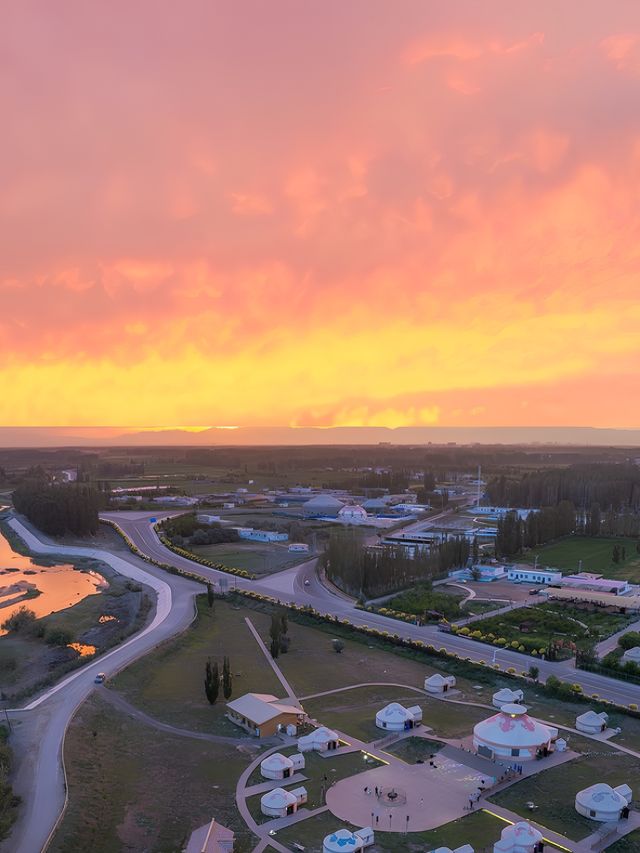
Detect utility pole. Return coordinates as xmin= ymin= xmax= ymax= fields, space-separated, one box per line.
xmin=476 ymin=465 xmax=482 ymax=507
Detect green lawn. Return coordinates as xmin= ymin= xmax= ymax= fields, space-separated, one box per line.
xmin=489 ymin=747 xmax=640 ymax=842
xmin=111 ymin=598 xmax=283 ymax=734
xmin=190 ymin=542 xmax=306 ymax=574
xmin=608 ymin=830 xmax=640 ymax=851
xmin=467 ymin=601 xmax=635 ymax=656
xmin=384 ymin=736 xmax=445 ymax=764
xmin=51 ymin=694 xmax=257 ymax=853
xmin=462 ymin=599 xmax=505 ymax=616
xmin=303 ymin=686 xmax=489 ymax=743
xmin=522 ymin=536 xmax=640 ymax=581
xmin=275 ymin=808 xmax=516 ymax=852
xmin=387 ymin=585 xmax=464 ymax=620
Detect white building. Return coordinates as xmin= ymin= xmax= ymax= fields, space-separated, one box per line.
xmin=492 ymin=688 xmax=524 ymax=709
xmin=575 ymin=783 xmax=632 ymax=821
xmin=234 ymin=527 xmax=288 ymax=543
xmin=298 ymin=726 xmax=340 ymax=753
xmin=260 ymin=786 xmax=307 ymax=818
xmin=622 ymin=647 xmax=640 ymax=664
xmin=375 ymin=702 xmax=422 ymax=732
xmin=429 ymin=847 xmax=474 ymax=853
xmin=302 ymin=495 xmax=345 ymax=518
xmin=507 ymin=567 xmax=562 ymax=585
xmin=424 ymin=674 xmax=456 ymax=694
xmin=185 ymin=818 xmax=235 ymax=853
xmin=154 ymin=495 xmax=199 ymax=506
xmin=493 ymin=821 xmax=543 ymax=853
xmin=288 ymin=543 xmax=309 ymax=553
xmin=473 ymin=704 xmax=556 ymax=762
xmin=197 ymin=514 xmax=221 ymax=524
xmin=337 ymin=505 xmax=368 ymax=523
xmin=260 ymin=752 xmax=305 ymax=780
xmin=575 ymin=710 xmax=608 ymax=734
xmin=323 ymin=828 xmax=374 ymax=853
xmin=474 ymin=507 xmax=534 ymax=521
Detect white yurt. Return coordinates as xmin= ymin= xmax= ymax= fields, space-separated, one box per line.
xmin=260 ymin=752 xmax=305 ymax=780
xmin=493 ymin=821 xmax=543 ymax=853
xmin=323 ymin=827 xmax=374 ymax=852
xmin=298 ymin=726 xmax=340 ymax=753
xmin=425 ymin=673 xmax=456 ymax=694
xmin=430 ymin=846 xmax=474 ymax=853
xmin=575 ymin=710 xmax=608 ymax=734
xmin=575 ymin=783 xmax=632 ymax=821
xmin=375 ymin=702 xmax=422 ymax=732
xmin=492 ymin=688 xmax=524 ymax=708
xmin=260 ymin=787 xmax=299 ymax=818
xmin=338 ymin=505 xmax=368 ymax=523
xmin=473 ymin=704 xmax=555 ymax=762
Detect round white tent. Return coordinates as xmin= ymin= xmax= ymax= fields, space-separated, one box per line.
xmin=492 ymin=688 xmax=524 ymax=708
xmin=493 ymin=821 xmax=543 ymax=853
xmin=575 ymin=710 xmax=608 ymax=734
xmin=260 ymin=787 xmax=298 ymax=818
xmin=425 ymin=673 xmax=456 ymax=694
xmin=575 ymin=783 xmax=631 ymax=821
xmin=473 ymin=704 xmax=554 ymax=762
xmin=375 ymin=702 xmax=420 ymax=732
xmin=260 ymin=752 xmax=294 ymax=780
xmin=338 ymin=505 xmax=368 ymax=522
xmin=323 ymin=829 xmax=363 ymax=852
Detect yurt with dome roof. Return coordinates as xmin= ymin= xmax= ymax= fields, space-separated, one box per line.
xmin=473 ymin=704 xmax=556 ymax=762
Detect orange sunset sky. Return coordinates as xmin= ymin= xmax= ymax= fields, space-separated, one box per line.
xmin=2 ymin=1 xmax=640 ymax=432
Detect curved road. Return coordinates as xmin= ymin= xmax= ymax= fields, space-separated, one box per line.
xmin=2 ymin=517 xmax=204 ymax=853
xmin=7 ymin=507 xmax=640 ymax=852
xmin=104 ymin=511 xmax=640 ymax=708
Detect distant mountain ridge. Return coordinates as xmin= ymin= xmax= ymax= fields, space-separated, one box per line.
xmin=0 ymin=425 xmax=639 ymax=447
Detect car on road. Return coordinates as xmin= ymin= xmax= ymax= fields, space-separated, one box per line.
xmin=94 ymin=672 xmax=106 ymax=684
xmin=304 ymin=579 xmax=310 ymax=586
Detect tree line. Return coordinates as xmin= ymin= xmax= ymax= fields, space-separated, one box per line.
xmin=323 ymin=530 xmax=470 ymax=598
xmin=12 ymin=476 xmax=101 ymax=536
xmin=487 ymin=463 xmax=640 ymax=511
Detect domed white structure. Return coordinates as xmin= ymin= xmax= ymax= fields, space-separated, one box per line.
xmin=575 ymin=710 xmax=608 ymax=734
xmin=323 ymin=827 xmax=374 ymax=852
xmin=430 ymin=847 xmax=474 ymax=853
xmin=493 ymin=821 xmax=542 ymax=853
xmin=622 ymin=646 xmax=640 ymax=664
xmin=302 ymin=495 xmax=345 ymax=518
xmin=575 ymin=783 xmax=631 ymax=821
xmin=492 ymin=688 xmax=524 ymax=708
xmin=473 ymin=704 xmax=556 ymax=762
xmin=375 ymin=702 xmax=422 ymax=732
xmin=260 ymin=751 xmax=305 ymax=780
xmin=260 ymin=786 xmax=307 ymax=817
xmin=338 ymin=505 xmax=368 ymax=523
xmin=425 ymin=673 xmax=456 ymax=694
xmin=298 ymin=726 xmax=340 ymax=753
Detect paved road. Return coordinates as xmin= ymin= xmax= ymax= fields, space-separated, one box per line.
xmin=104 ymin=511 xmax=640 ymax=708
xmin=2 ymin=517 xmax=204 ymax=853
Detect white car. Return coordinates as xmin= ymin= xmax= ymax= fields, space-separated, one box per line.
xmin=304 ymin=579 xmax=310 ymax=586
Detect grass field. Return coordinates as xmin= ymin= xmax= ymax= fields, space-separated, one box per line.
xmin=275 ymin=808 xmax=520 ymax=852
xmin=489 ymin=745 xmax=640 ymax=842
xmin=112 ymin=598 xmax=283 ymax=733
xmin=522 ymin=536 xmax=640 ymax=580
xmin=467 ymin=600 xmax=635 ymax=655
xmin=303 ymin=686 xmax=489 ymax=742
xmin=51 ymin=694 xmax=257 ymax=853
xmin=190 ymin=542 xmax=306 ymax=574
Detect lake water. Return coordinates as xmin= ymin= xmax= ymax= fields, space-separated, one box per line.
xmin=0 ymin=530 xmax=107 ymax=634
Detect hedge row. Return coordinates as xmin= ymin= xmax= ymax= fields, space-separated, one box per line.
xmin=156 ymin=533 xmax=255 ymax=580
xmin=229 ymin=589 xmax=640 ymax=718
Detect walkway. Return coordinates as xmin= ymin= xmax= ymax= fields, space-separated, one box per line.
xmin=595 ymin=618 xmax=640 ymax=658
xmin=245 ymin=617 xmax=301 ymax=706
xmin=98 ymin=686 xmax=262 ymax=745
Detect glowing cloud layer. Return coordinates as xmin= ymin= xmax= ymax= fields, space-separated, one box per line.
xmin=1 ymin=1 xmax=639 ymax=428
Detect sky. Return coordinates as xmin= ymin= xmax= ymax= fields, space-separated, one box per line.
xmin=2 ymin=1 xmax=640 ymax=435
